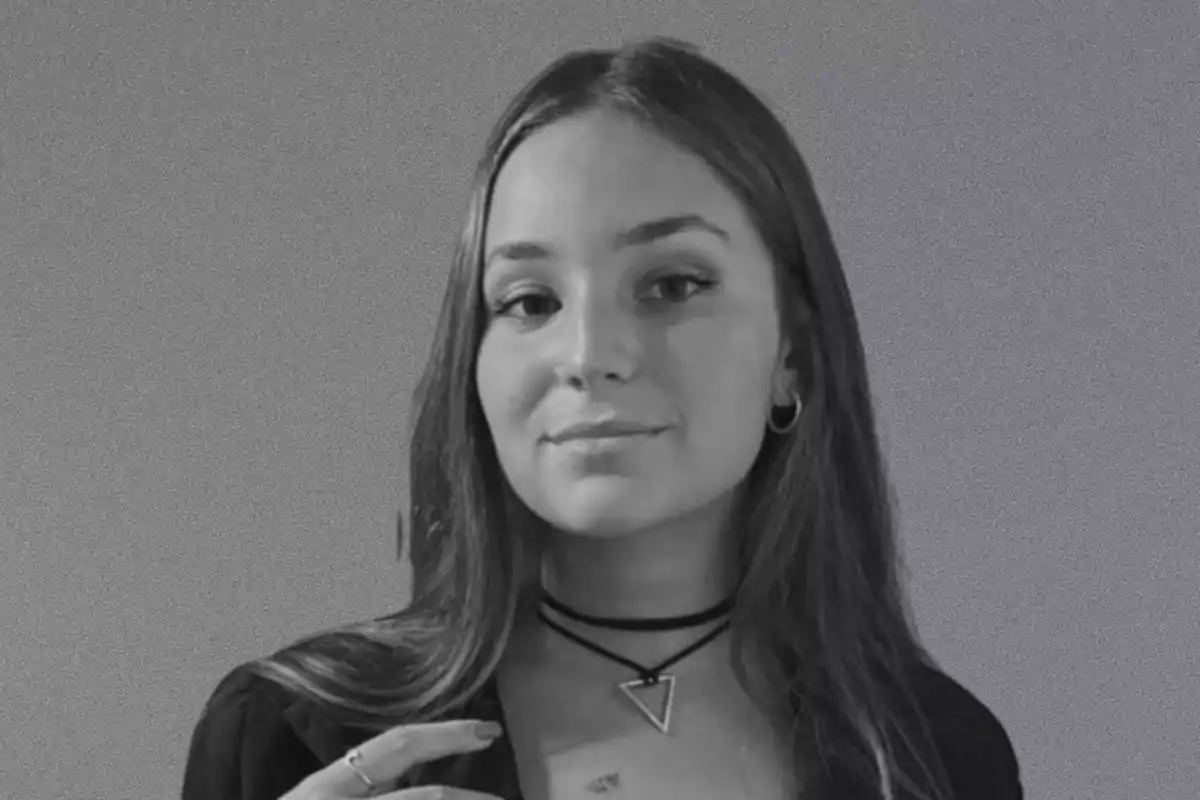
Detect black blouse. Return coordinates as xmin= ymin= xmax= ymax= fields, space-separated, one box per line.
xmin=181 ymin=661 xmax=1023 ymax=799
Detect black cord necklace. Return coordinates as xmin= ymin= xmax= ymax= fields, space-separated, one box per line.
xmin=537 ymin=590 xmax=736 ymax=734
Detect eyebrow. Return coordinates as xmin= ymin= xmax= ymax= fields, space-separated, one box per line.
xmin=484 ymin=214 xmax=730 ymax=269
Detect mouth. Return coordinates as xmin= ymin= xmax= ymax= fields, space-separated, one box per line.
xmin=548 ymin=423 xmax=668 ymax=444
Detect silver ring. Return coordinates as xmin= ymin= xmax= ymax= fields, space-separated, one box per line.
xmin=342 ymin=746 xmax=377 ymax=791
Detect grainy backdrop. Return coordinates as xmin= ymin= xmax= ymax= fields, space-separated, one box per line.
xmin=2 ymin=1 xmax=1197 ymax=798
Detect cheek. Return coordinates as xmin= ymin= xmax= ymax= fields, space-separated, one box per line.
xmin=659 ymin=325 xmax=774 ymax=486
xmin=669 ymin=322 xmax=774 ymax=424
xmin=475 ymin=336 xmax=541 ymax=462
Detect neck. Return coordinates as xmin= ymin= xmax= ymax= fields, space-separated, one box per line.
xmin=541 ymin=543 xmax=734 ymax=619
xmin=509 ymin=517 xmax=739 ymax=676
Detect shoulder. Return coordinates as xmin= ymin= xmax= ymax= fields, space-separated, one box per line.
xmin=181 ymin=663 xmax=325 ymax=800
xmin=906 ymin=663 xmax=1024 ymax=799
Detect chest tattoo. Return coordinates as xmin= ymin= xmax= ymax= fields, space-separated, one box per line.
xmin=584 ymin=772 xmax=622 ymax=794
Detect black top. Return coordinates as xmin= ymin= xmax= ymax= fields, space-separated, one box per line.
xmin=181 ymin=661 xmax=1023 ymax=799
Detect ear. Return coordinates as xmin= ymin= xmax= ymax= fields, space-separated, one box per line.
xmin=770 ymin=337 xmax=800 ymax=407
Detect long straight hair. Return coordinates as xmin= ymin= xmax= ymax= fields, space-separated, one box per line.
xmin=239 ymin=36 xmax=953 ymax=800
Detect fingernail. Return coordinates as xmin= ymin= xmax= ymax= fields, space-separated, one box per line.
xmin=473 ymin=721 xmax=503 ymax=741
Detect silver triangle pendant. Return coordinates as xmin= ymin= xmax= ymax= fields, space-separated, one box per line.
xmin=617 ymin=674 xmax=676 ymax=734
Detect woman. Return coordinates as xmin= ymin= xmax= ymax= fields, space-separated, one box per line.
xmin=182 ymin=36 xmax=1023 ymax=800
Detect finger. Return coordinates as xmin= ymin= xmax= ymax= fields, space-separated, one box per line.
xmin=294 ymin=719 xmax=503 ymax=798
xmin=388 ymin=788 xmax=505 ymax=799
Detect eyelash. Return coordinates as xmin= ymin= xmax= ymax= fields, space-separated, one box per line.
xmin=489 ymin=273 xmax=717 ymax=320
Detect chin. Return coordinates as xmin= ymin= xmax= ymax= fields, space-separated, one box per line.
xmin=547 ymin=507 xmax=656 ymax=538
xmin=550 ymin=516 xmax=651 ymax=538
xmin=537 ymin=480 xmax=664 ymax=537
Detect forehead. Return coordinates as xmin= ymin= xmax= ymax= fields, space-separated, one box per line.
xmin=484 ymin=110 xmax=751 ymax=251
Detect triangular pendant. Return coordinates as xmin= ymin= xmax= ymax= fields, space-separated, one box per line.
xmin=617 ymin=674 xmax=676 ymax=734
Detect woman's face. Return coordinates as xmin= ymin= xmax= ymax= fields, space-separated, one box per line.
xmin=476 ymin=109 xmax=794 ymax=539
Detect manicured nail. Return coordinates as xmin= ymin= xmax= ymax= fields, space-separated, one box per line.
xmin=473 ymin=721 xmax=503 ymax=741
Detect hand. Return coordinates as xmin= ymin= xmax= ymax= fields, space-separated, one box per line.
xmin=280 ymin=718 xmax=505 ymax=799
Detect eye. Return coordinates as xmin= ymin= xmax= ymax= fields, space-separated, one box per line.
xmin=644 ymin=273 xmax=716 ymax=304
xmin=488 ymin=272 xmax=716 ymax=321
xmin=490 ymin=290 xmax=559 ymax=320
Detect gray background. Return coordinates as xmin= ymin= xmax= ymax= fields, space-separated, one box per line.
xmin=2 ymin=1 xmax=1197 ymax=798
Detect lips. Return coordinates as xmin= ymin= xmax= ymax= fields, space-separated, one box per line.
xmin=548 ymin=420 xmax=666 ymax=444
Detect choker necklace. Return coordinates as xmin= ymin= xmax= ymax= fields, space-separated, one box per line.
xmin=537 ymin=590 xmax=735 ymax=734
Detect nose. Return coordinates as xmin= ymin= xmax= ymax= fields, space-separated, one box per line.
xmin=553 ymin=289 xmax=640 ymax=388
